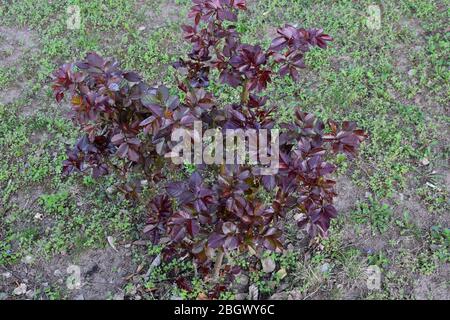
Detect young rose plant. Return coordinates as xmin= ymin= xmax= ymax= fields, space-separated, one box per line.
xmin=52 ymin=0 xmax=366 ymax=283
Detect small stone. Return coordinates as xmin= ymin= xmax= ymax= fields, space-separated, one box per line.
xmin=53 ymin=269 xmax=62 ymax=277
xmin=138 ymin=26 xmax=146 ymax=31
xmin=0 ymin=292 xmax=7 ymax=300
xmin=235 ymin=274 xmax=249 ymax=286
xmin=13 ymin=283 xmax=27 ymax=296
xmin=22 ymin=255 xmax=34 ymax=264
xmin=421 ymin=158 xmax=430 ymax=166
xmin=1 ymin=272 xmax=11 ymax=279
xmin=34 ymin=213 xmax=43 ymax=220
xmin=320 ymin=263 xmax=330 ymax=273
xmin=232 ymin=273 xmax=249 ymax=292
xmin=74 ymin=294 xmax=85 ymax=300
xmin=261 ymin=256 xmax=276 ymax=273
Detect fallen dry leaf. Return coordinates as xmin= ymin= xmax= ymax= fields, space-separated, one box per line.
xmin=275 ymin=267 xmax=287 ymax=280
xmin=107 ymin=236 xmax=118 ymax=252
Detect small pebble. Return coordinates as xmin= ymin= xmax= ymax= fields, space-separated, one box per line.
xmin=13 ymin=283 xmax=27 ymax=296
xmin=320 ymin=263 xmax=330 ymax=273
xmin=22 ymin=255 xmax=34 ymax=264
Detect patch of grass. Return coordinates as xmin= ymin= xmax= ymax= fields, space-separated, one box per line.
xmin=0 ymin=67 xmax=14 ymax=87
xmin=394 ymin=211 xmax=421 ymax=237
xmin=429 ymin=225 xmax=450 ymax=263
xmin=39 ymin=191 xmax=70 ymax=215
xmin=367 ymin=251 xmax=390 ymax=270
xmin=351 ymin=199 xmax=393 ymax=234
